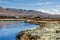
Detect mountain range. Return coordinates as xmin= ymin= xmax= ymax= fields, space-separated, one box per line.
xmin=0 ymin=7 xmax=60 ymax=18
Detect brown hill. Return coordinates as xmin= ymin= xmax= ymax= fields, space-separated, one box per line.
xmin=0 ymin=7 xmax=60 ymax=18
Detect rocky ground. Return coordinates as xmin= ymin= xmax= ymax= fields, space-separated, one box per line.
xmin=16 ymin=21 xmax=60 ymax=40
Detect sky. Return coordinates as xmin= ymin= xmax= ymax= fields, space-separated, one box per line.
xmin=0 ymin=0 xmax=60 ymax=14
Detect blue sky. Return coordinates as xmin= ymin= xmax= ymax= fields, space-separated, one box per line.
xmin=0 ymin=0 xmax=60 ymax=14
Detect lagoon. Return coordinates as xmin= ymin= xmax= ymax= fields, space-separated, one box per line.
xmin=0 ymin=21 xmax=38 ymax=40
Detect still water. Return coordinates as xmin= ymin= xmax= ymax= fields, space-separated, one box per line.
xmin=0 ymin=21 xmax=38 ymax=40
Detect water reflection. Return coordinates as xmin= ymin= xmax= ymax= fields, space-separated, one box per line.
xmin=0 ymin=21 xmax=38 ymax=40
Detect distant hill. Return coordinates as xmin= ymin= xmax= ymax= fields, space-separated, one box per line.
xmin=0 ymin=7 xmax=49 ymax=15
xmin=0 ymin=7 xmax=60 ymax=18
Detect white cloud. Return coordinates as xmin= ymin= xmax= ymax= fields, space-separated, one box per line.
xmin=35 ymin=9 xmax=50 ymax=13
xmin=35 ymin=2 xmax=54 ymax=6
xmin=35 ymin=9 xmax=60 ymax=14
xmin=50 ymin=9 xmax=60 ymax=14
